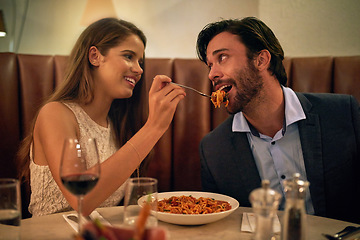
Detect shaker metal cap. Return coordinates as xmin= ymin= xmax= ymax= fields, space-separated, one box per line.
xmin=283 ymin=173 xmax=310 ymax=199
xmin=249 ymin=180 xmax=282 ymax=207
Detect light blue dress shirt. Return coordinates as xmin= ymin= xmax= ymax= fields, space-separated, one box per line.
xmin=232 ymin=86 xmax=315 ymax=214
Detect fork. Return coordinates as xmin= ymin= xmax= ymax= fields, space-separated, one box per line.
xmin=322 ymin=226 xmax=360 ymax=240
xmin=171 ymin=82 xmax=211 ymax=98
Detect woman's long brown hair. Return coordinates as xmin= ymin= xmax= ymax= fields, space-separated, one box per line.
xmin=17 ymin=18 xmax=151 ymax=182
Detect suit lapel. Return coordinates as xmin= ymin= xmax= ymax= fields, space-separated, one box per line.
xmin=296 ymin=93 xmax=326 ymax=216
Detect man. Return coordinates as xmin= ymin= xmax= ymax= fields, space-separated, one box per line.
xmin=196 ymin=17 xmax=360 ymax=223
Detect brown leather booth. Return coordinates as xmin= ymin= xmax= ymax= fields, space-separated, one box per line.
xmin=1 ymin=52 xmax=359 ymax=218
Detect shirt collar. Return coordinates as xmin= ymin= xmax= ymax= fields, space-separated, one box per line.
xmin=232 ymin=86 xmax=306 ymax=134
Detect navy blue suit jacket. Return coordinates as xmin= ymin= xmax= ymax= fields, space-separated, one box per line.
xmin=199 ymin=92 xmax=360 ymax=223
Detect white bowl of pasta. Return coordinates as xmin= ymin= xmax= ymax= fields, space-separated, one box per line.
xmin=139 ymin=191 xmax=239 ymax=225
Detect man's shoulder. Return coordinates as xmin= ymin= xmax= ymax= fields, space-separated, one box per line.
xmin=296 ymin=92 xmax=355 ymax=103
xmin=295 ymin=92 xmax=358 ymax=111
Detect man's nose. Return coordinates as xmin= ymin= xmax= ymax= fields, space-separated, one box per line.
xmin=208 ymin=65 xmax=222 ymax=81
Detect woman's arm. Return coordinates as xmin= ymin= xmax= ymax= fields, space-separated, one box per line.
xmin=33 ymin=75 xmax=185 ymax=216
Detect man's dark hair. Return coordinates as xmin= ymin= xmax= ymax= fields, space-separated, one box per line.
xmin=196 ymin=17 xmax=287 ymax=85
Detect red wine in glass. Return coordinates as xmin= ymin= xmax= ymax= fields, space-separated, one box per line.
xmin=61 ymin=174 xmax=99 ymax=196
xmin=60 ymin=138 xmax=100 ymax=233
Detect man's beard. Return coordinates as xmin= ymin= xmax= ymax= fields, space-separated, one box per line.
xmin=226 ymin=62 xmax=263 ymax=114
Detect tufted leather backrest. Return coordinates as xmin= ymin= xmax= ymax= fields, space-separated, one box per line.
xmin=17 ymin=54 xmax=55 ymax=137
xmin=172 ymin=59 xmax=210 ymax=190
xmin=0 ymin=53 xmax=359 ymax=219
xmin=290 ymin=57 xmax=333 ymax=93
xmin=143 ymin=58 xmax=174 ymax=192
xmin=0 ymin=53 xmax=20 ymax=179
xmin=333 ymin=56 xmax=360 ymax=101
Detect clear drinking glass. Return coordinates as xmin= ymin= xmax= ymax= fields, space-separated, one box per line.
xmin=123 ymin=177 xmax=158 ymax=228
xmin=60 ymin=138 xmax=100 ymax=233
xmin=0 ymin=178 xmax=21 ymax=240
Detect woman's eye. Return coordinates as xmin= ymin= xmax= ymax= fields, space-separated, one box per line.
xmin=124 ymin=54 xmax=132 ymax=60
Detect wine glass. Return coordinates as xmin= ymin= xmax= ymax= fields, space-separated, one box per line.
xmin=60 ymin=138 xmax=100 ymax=233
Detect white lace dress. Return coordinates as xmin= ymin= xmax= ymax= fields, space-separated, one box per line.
xmin=29 ymin=102 xmax=126 ymax=216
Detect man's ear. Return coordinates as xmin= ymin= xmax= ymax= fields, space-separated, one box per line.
xmin=88 ymin=46 xmax=101 ymax=67
xmin=256 ymin=49 xmax=271 ymax=71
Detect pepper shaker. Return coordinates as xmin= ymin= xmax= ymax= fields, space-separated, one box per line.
xmin=281 ymin=173 xmax=309 ymax=240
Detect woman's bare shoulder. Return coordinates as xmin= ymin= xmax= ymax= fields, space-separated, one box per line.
xmin=41 ymin=101 xmax=68 ymax=111
xmin=36 ymin=101 xmax=77 ymax=130
xmin=38 ymin=101 xmax=73 ymax=117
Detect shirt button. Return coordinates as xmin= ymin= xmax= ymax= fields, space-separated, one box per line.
xmin=271 ymin=141 xmax=275 ymax=145
xmin=281 ymin=175 xmax=286 ymax=179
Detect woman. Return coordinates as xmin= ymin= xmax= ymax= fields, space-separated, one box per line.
xmin=17 ymin=18 xmax=186 ymax=217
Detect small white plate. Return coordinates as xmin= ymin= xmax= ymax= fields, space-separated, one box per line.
xmin=139 ymin=191 xmax=239 ymax=225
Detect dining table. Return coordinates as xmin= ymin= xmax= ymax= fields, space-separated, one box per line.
xmin=13 ymin=206 xmax=360 ymax=240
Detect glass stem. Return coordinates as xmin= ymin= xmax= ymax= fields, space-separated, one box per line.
xmin=78 ymin=195 xmax=84 ymax=234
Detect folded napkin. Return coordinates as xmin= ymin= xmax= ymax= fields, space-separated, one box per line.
xmin=241 ymin=212 xmax=281 ymax=233
xmin=63 ymin=210 xmax=111 ymax=233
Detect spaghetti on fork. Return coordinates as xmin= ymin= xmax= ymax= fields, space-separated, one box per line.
xmin=211 ymin=90 xmax=229 ymax=108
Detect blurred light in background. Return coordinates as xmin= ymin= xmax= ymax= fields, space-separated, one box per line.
xmin=80 ymin=0 xmax=117 ymax=26
xmin=0 ymin=10 xmax=6 ymax=37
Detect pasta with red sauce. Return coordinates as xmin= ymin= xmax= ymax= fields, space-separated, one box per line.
xmin=157 ymin=195 xmax=231 ymax=214
xmin=211 ymin=90 xmax=229 ymax=108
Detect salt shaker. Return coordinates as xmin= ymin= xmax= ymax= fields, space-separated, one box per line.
xmin=281 ymin=173 xmax=309 ymax=240
xmin=249 ymin=180 xmax=282 ymax=240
